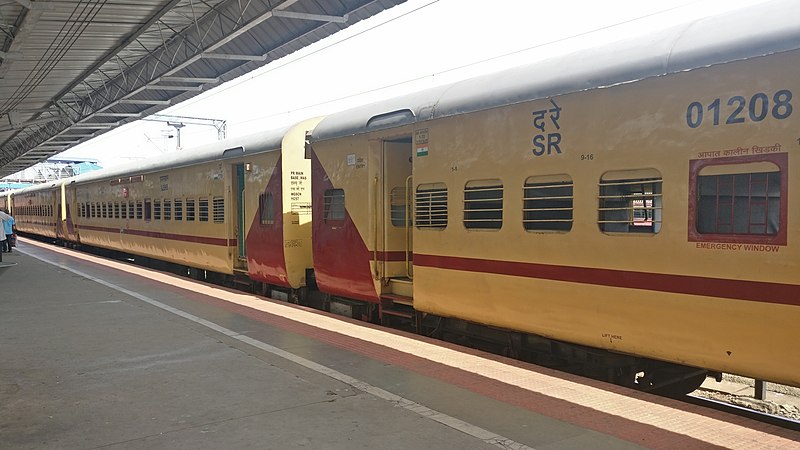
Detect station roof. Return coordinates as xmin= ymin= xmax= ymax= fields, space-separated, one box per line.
xmin=0 ymin=0 xmax=406 ymax=178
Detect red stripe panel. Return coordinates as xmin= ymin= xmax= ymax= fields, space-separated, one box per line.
xmin=414 ymin=253 xmax=800 ymax=307
xmin=79 ymin=224 xmax=233 ymax=247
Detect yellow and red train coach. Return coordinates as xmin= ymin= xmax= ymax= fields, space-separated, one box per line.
xmin=307 ymin=0 xmax=799 ymax=390
xmin=10 ymin=118 xmax=320 ymax=291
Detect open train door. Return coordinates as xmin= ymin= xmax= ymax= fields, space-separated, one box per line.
xmin=379 ymin=138 xmax=414 ymax=309
xmin=233 ymin=162 xmax=247 ymax=271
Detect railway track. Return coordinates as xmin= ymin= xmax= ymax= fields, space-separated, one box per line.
xmin=685 ymin=392 xmax=800 ymax=432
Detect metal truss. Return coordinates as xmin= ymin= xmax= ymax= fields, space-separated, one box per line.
xmin=0 ymin=0 xmax=403 ymax=176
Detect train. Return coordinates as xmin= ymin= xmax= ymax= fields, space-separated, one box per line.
xmin=3 ymin=0 xmax=798 ymax=395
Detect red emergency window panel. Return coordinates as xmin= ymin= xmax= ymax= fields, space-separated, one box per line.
xmin=688 ymin=153 xmax=787 ymax=245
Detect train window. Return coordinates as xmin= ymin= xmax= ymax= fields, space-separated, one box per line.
xmin=144 ymin=199 xmax=152 ymax=221
xmin=524 ymin=175 xmax=573 ymax=232
xmin=323 ymin=189 xmax=345 ymax=224
xmin=689 ymin=155 xmax=786 ymax=245
xmin=199 ymin=198 xmax=209 ymax=222
xmin=464 ymin=180 xmax=503 ymax=230
xmin=114 ymin=202 xmax=120 ymax=219
xmin=136 ymin=201 xmax=143 ymax=220
xmin=390 ymin=187 xmax=411 ymax=227
xmin=164 ymin=200 xmax=172 ymax=221
xmin=103 ymin=203 xmax=109 ymax=219
xmin=174 ymin=199 xmax=183 ymax=221
xmin=128 ymin=202 xmax=134 ymax=219
xmin=186 ymin=199 xmax=196 ymax=221
xmin=154 ymin=200 xmax=162 ymax=220
xmin=260 ymin=192 xmax=275 ymax=226
xmin=212 ymin=197 xmax=224 ymax=223
xmin=598 ymin=169 xmax=662 ymax=234
xmin=121 ymin=202 xmax=127 ymax=219
xmin=415 ymin=183 xmax=448 ymax=229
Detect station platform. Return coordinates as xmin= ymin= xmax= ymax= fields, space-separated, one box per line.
xmin=1 ymin=238 xmax=798 ymax=449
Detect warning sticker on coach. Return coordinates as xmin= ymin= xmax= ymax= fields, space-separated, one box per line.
xmin=415 ymin=128 xmax=429 ymax=157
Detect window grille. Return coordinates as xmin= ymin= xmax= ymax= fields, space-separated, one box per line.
xmin=212 ymin=197 xmax=224 ymax=223
xmin=136 ymin=201 xmax=143 ymax=220
xmin=260 ymin=192 xmax=274 ymax=226
xmin=598 ymin=171 xmax=662 ymax=233
xmin=697 ymin=169 xmax=780 ymax=235
xmin=121 ymin=202 xmax=127 ymax=219
xmin=164 ymin=200 xmax=172 ymax=221
xmin=199 ymin=198 xmax=209 ymax=222
xmin=323 ymin=189 xmax=345 ymax=223
xmin=524 ymin=176 xmax=573 ymax=232
xmin=174 ymin=199 xmax=183 ymax=221
xmin=415 ymin=183 xmax=447 ymax=229
xmin=464 ymin=180 xmax=503 ymax=230
xmin=186 ymin=199 xmax=196 ymax=221
xmin=114 ymin=202 xmax=120 ymax=219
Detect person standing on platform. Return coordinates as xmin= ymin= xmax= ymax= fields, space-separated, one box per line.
xmin=0 ymin=217 xmax=5 ymax=262
xmin=0 ymin=210 xmax=13 ymax=253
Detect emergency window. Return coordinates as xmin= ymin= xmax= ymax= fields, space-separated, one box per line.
xmin=524 ymin=175 xmax=573 ymax=232
xmin=694 ymin=160 xmax=782 ymax=239
xmin=415 ymin=183 xmax=447 ymax=229
xmin=323 ymin=189 xmax=345 ymax=224
xmin=464 ymin=180 xmax=503 ymax=230
xmin=598 ymin=169 xmax=662 ymax=234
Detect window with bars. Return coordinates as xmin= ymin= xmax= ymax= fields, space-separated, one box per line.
xmin=114 ymin=202 xmax=120 ymax=219
xmin=598 ymin=170 xmax=662 ymax=234
xmin=136 ymin=201 xmax=143 ymax=220
xmin=174 ymin=199 xmax=183 ymax=221
xmin=164 ymin=200 xmax=172 ymax=221
xmin=186 ymin=199 xmax=196 ymax=221
xmin=464 ymin=180 xmax=503 ymax=230
xmin=415 ymin=183 xmax=447 ymax=229
xmin=121 ymin=202 xmax=127 ymax=219
xmin=128 ymin=202 xmax=134 ymax=219
xmin=199 ymin=198 xmax=209 ymax=222
xmin=696 ymin=164 xmax=780 ymax=236
xmin=323 ymin=189 xmax=345 ymax=224
xmin=390 ymin=186 xmax=411 ymax=227
xmin=523 ymin=175 xmax=573 ymax=232
xmin=212 ymin=197 xmax=224 ymax=223
xmin=154 ymin=200 xmax=162 ymax=220
xmin=260 ymin=192 xmax=275 ymax=226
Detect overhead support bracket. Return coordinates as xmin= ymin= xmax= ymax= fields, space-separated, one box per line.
xmin=157 ymin=76 xmax=219 ymax=84
xmin=118 ymin=99 xmax=171 ymax=105
xmin=201 ymin=52 xmax=267 ymax=61
xmin=271 ymin=10 xmax=349 ymax=23
xmin=70 ymin=122 xmax=119 ymax=129
xmin=143 ymin=85 xmax=203 ymax=91
xmin=91 ymin=112 xmax=142 ymax=118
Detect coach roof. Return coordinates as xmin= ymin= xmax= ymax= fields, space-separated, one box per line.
xmin=310 ymin=0 xmax=800 ymax=142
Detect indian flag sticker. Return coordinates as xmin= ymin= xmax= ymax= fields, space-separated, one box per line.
xmin=416 ymin=146 xmax=429 ymax=157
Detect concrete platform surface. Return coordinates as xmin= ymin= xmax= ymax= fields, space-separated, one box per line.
xmin=1 ymin=239 xmax=798 ymax=450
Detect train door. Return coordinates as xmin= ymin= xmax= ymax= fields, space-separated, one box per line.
xmin=381 ymin=138 xmax=414 ymax=285
xmin=233 ymin=163 xmax=247 ymax=270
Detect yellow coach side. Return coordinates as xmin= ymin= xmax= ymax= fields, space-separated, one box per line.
xmin=412 ymin=48 xmax=799 ymax=386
